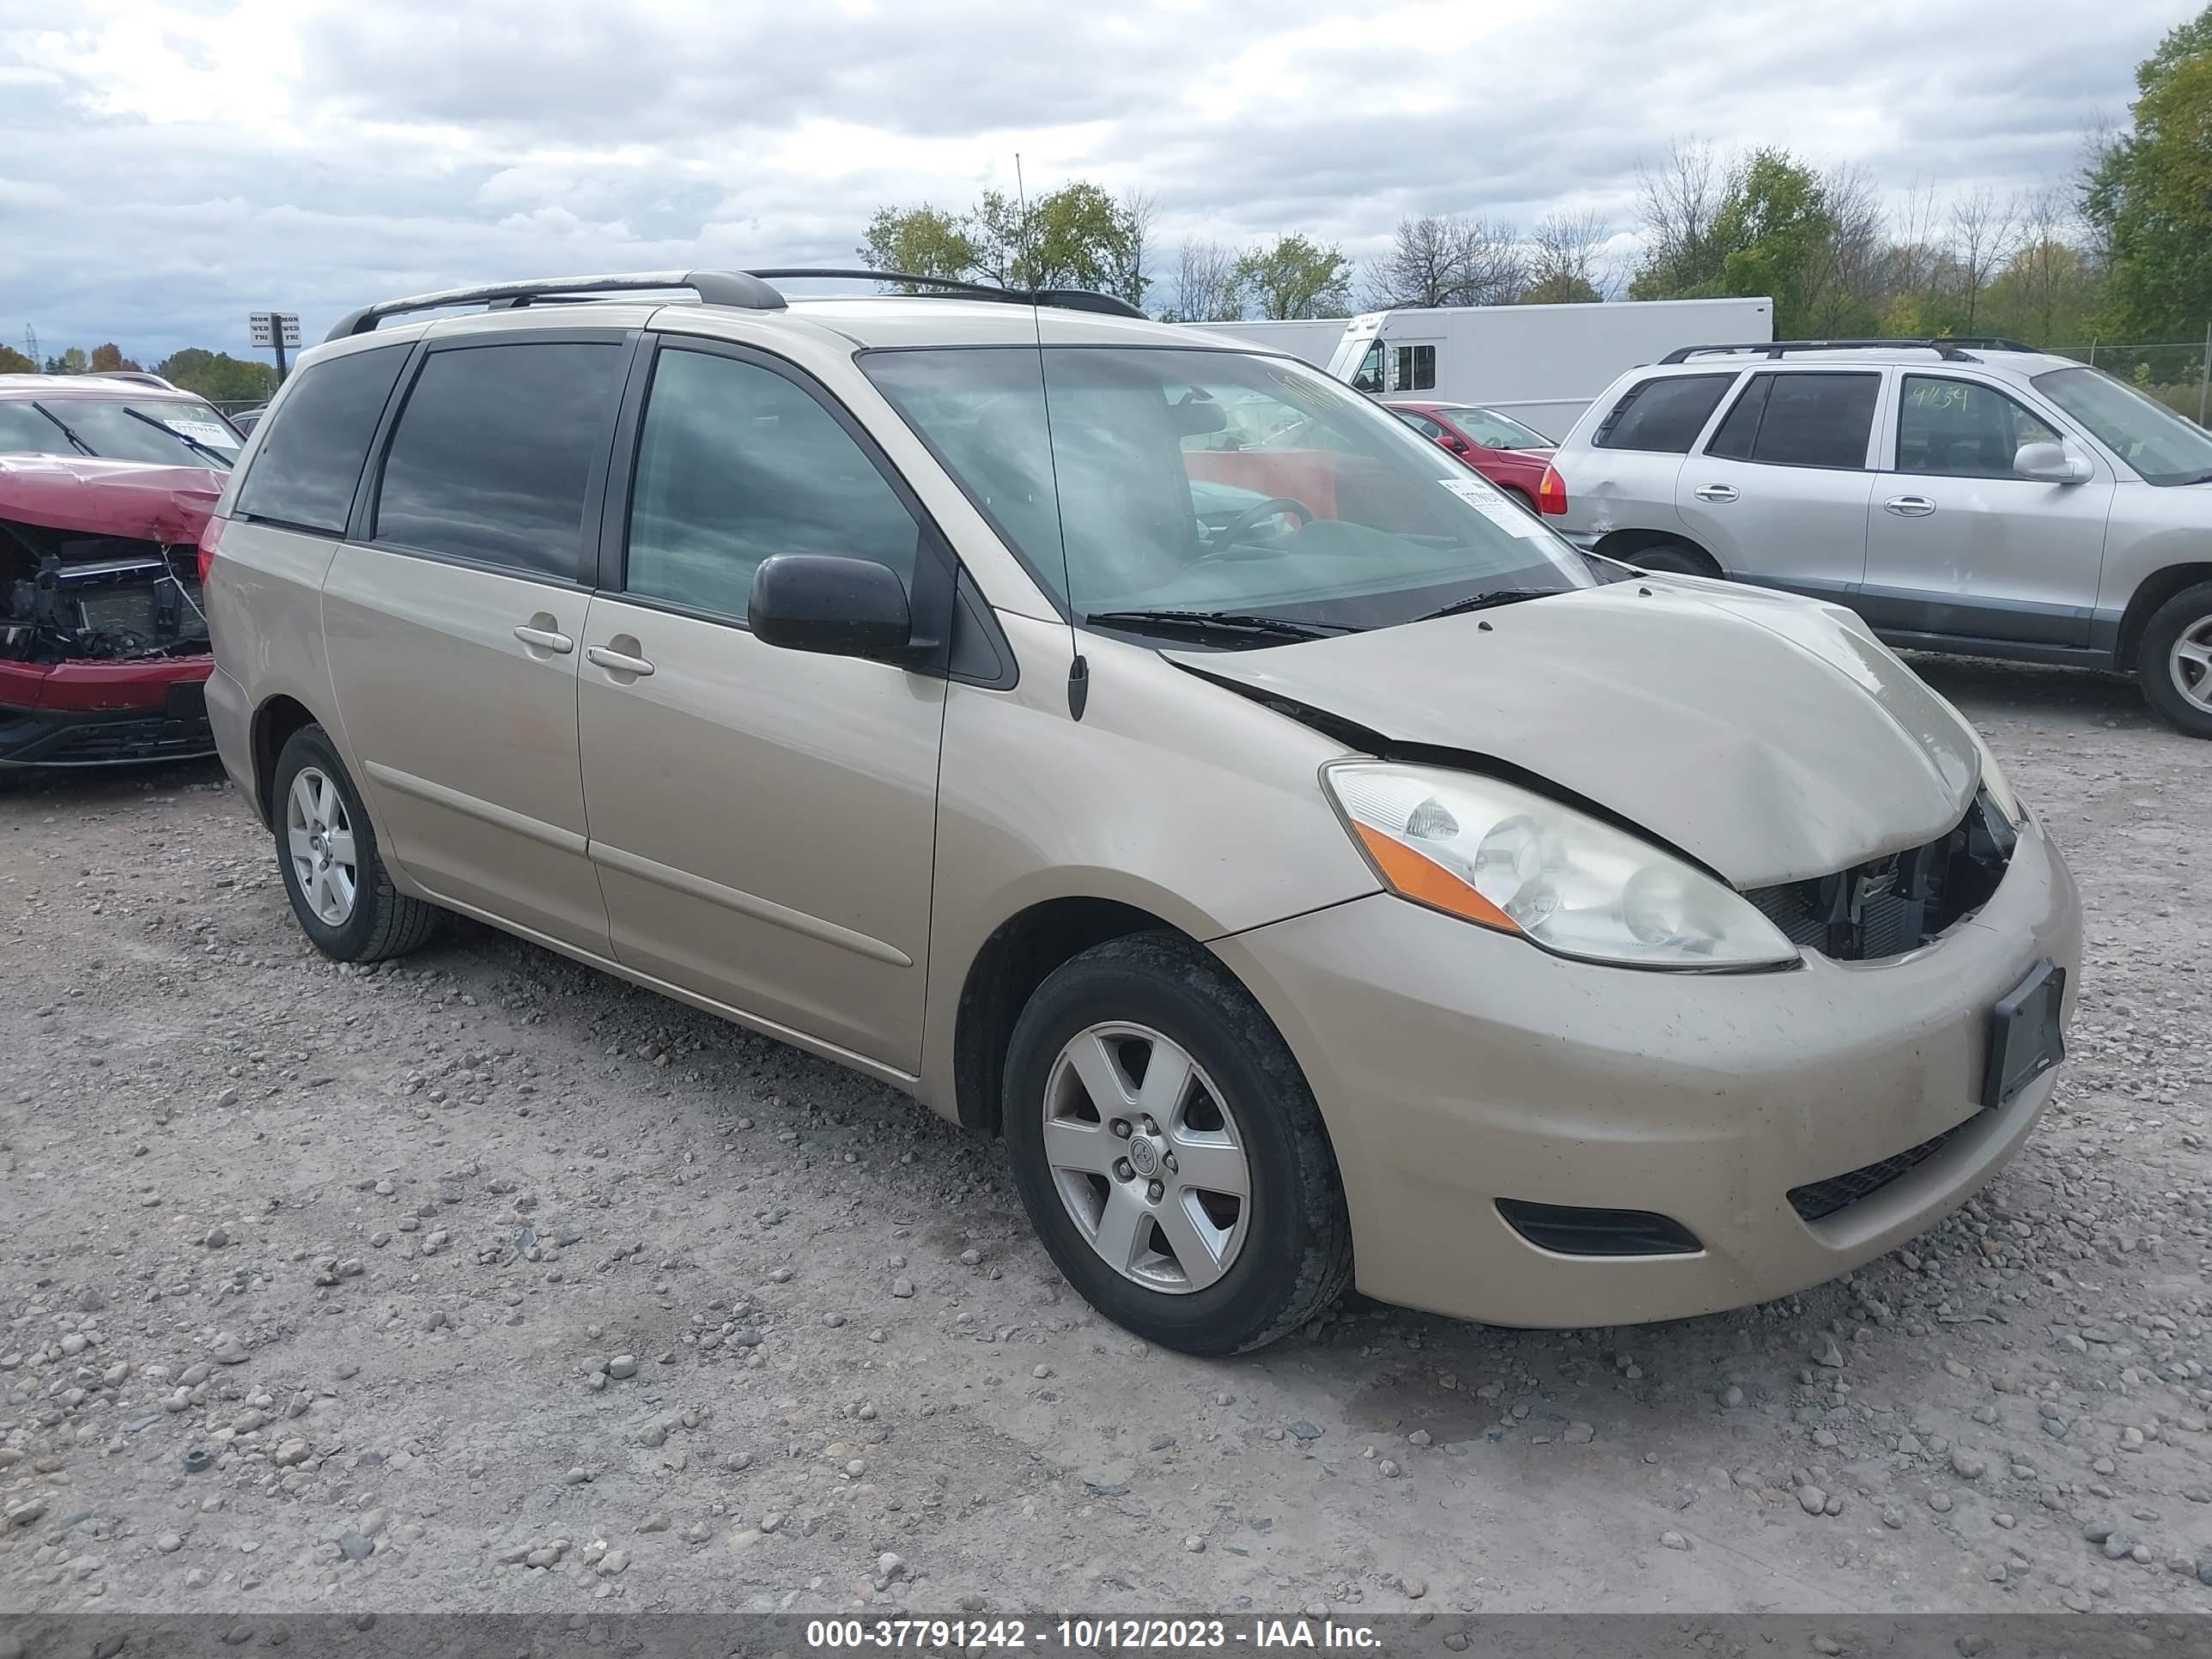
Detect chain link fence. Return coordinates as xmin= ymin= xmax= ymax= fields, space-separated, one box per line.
xmin=2046 ymin=332 xmax=2212 ymax=428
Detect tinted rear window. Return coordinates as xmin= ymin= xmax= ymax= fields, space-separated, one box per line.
xmin=1706 ymin=372 xmax=1879 ymax=469
xmin=373 ymin=342 xmax=624 ymax=577
xmin=234 ymin=346 xmax=410 ymax=532
xmin=1593 ymin=374 xmax=1733 ymax=453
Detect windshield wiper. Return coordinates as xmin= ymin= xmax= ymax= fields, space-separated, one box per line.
xmin=1412 ymin=587 xmax=1562 ymax=623
xmin=1083 ymin=609 xmax=1356 ymax=643
xmin=118 ymin=405 xmax=234 ymax=469
xmin=29 ymin=403 xmax=97 ymax=459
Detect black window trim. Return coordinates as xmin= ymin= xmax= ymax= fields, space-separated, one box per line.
xmin=230 ymin=339 xmax=416 ymax=538
xmin=1592 ymin=370 xmax=1740 ymax=453
xmin=351 ymin=325 xmax=636 ymax=586
xmin=1697 ymin=368 xmax=1885 ymax=473
xmin=594 ymin=331 xmax=971 ymax=683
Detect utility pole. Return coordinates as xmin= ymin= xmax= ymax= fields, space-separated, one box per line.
xmin=2199 ymin=322 xmax=2210 ymax=428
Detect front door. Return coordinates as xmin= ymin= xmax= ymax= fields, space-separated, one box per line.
xmin=1857 ymin=373 xmax=2114 ymax=647
xmin=577 ymin=340 xmax=947 ymax=1072
xmin=1674 ymin=368 xmax=1882 ymax=600
xmin=322 ymin=334 xmax=630 ymax=954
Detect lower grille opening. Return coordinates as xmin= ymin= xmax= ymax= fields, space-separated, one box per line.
xmin=1787 ymin=1119 xmax=1972 ymax=1223
xmin=1497 ymin=1199 xmax=1702 ymax=1256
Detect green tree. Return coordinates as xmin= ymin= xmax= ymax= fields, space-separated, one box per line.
xmin=858 ymin=204 xmax=982 ymax=290
xmin=2085 ymin=4 xmax=2212 ymax=340
xmin=153 ymin=349 xmax=277 ymax=404
xmin=1517 ymin=271 xmax=1602 ymax=305
xmin=89 ymin=343 xmax=142 ymax=374
xmin=46 ymin=347 xmax=89 ymax=374
xmin=1232 ymin=234 xmax=1352 ymax=319
xmin=0 ymin=344 xmax=33 ymax=374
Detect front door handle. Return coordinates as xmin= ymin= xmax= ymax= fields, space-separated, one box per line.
xmin=586 ymin=643 xmax=656 ymax=678
xmin=1692 ymin=483 xmax=1739 ymax=503
xmin=1884 ymin=495 xmax=1937 ymax=518
xmin=513 ymin=623 xmax=574 ymax=653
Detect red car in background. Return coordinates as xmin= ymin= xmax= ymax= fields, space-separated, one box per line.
xmin=1 ymin=374 xmax=240 ymax=768
xmin=1381 ymin=398 xmax=1555 ymax=514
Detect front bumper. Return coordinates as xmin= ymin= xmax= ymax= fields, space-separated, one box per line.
xmin=1212 ymin=814 xmax=2081 ymax=1328
xmin=0 ymin=658 xmax=216 ymax=769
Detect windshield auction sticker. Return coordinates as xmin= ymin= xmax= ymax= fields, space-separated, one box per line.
xmin=1438 ymin=474 xmax=1549 ymax=539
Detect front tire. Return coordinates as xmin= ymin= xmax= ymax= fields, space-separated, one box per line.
xmin=1626 ymin=540 xmax=1717 ymax=577
xmin=1002 ymin=933 xmax=1351 ymax=1355
xmin=270 ymin=725 xmax=441 ymax=961
xmin=2136 ymin=580 xmax=2212 ymax=738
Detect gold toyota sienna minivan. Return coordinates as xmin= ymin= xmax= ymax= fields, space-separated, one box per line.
xmin=202 ymin=270 xmax=2081 ymax=1355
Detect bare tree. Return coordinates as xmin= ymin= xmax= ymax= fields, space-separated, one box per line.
xmin=1800 ymin=163 xmax=1889 ymax=335
xmin=1522 ymin=210 xmax=1613 ymax=304
xmin=1948 ymin=187 xmax=2023 ymax=331
xmin=1362 ymin=214 xmax=1524 ymax=308
xmin=1881 ymin=176 xmax=1947 ymax=319
xmin=1631 ymin=138 xmax=1729 ymax=292
xmin=1173 ymin=239 xmax=1243 ymax=321
xmin=1117 ymin=188 xmax=1160 ymax=311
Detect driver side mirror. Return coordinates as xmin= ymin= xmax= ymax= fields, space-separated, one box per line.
xmin=2014 ymin=441 xmax=2093 ymax=485
xmin=1442 ymin=434 xmax=1469 ymax=453
xmin=750 ymin=555 xmax=914 ymax=662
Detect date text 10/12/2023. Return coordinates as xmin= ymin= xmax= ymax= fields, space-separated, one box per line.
xmin=805 ymin=1618 xmax=1385 ymax=1650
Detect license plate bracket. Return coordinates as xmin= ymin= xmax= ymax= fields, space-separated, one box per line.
xmin=1982 ymin=957 xmax=2065 ymax=1111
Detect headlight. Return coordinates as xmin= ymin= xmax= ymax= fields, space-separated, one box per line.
xmin=1322 ymin=762 xmax=1799 ymax=970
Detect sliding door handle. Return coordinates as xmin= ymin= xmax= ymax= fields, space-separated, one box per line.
xmin=1883 ymin=495 xmax=1937 ymax=518
xmin=513 ymin=624 xmax=574 ymax=653
xmin=586 ymin=644 xmax=656 ymax=678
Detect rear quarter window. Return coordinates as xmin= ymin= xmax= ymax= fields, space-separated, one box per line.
xmin=1592 ymin=374 xmax=1734 ymax=453
xmin=234 ymin=345 xmax=410 ymax=532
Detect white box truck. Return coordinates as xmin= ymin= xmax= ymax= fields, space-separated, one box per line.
xmin=1201 ymin=296 xmax=1775 ymax=441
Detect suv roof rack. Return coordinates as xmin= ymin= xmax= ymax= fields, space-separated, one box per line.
xmin=1658 ymin=337 xmax=2038 ymax=365
xmin=326 ymin=267 xmax=1146 ymax=342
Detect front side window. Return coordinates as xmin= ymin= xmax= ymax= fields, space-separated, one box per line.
xmin=1704 ymin=372 xmax=1878 ymax=470
xmin=1348 ymin=341 xmax=1385 ymax=394
xmin=862 ymin=345 xmax=1591 ymax=635
xmin=624 ymin=349 xmax=921 ymax=619
xmin=234 ymin=345 xmax=410 ymax=532
xmin=1896 ymin=376 xmax=2062 ymax=477
xmin=2032 ymin=364 xmax=2212 ymax=486
xmin=1393 ymin=410 xmax=1449 ymax=442
xmin=1448 ymin=408 xmax=1552 ymax=449
xmin=1593 ymin=374 xmax=1733 ymax=453
xmin=374 ymin=342 xmax=624 ymax=575
xmin=1394 ymin=344 xmax=1437 ymax=392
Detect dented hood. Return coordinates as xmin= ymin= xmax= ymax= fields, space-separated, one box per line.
xmin=0 ymin=455 xmax=223 ymax=544
xmin=1167 ymin=580 xmax=1982 ymax=888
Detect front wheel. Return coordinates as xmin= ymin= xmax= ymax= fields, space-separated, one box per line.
xmin=2136 ymin=580 xmax=2212 ymax=738
xmin=1626 ymin=540 xmax=1717 ymax=577
xmin=1002 ymin=933 xmax=1352 ymax=1355
xmin=271 ymin=725 xmax=442 ymax=960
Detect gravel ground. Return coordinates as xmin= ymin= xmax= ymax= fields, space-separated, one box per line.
xmin=0 ymin=656 xmax=2206 ymax=1619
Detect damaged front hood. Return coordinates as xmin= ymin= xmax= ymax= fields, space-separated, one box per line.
xmin=0 ymin=456 xmax=223 ymax=545
xmin=1167 ymin=580 xmax=1981 ymax=887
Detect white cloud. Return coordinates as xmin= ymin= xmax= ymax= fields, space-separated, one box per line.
xmin=0 ymin=0 xmax=2178 ymax=363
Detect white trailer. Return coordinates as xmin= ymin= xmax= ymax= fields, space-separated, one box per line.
xmin=1202 ymin=296 xmax=1775 ymax=442
xmin=1193 ymin=317 xmax=1345 ymax=368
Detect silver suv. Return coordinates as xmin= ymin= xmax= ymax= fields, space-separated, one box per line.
xmin=1539 ymin=339 xmax=2212 ymax=736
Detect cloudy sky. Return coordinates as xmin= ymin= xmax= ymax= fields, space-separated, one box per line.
xmin=0 ymin=0 xmax=2187 ymax=366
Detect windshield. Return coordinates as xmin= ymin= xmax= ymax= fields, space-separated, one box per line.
xmin=861 ymin=346 xmax=1592 ymax=637
xmin=2032 ymin=366 xmax=2212 ymax=486
xmin=1449 ymin=408 xmax=1553 ymax=449
xmin=0 ymin=398 xmax=240 ymax=469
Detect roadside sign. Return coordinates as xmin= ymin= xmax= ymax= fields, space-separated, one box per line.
xmin=248 ymin=312 xmax=301 ymax=349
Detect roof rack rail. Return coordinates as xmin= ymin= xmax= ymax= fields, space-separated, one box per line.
xmin=325 ymin=270 xmax=787 ymax=342
xmin=326 ymin=266 xmax=1149 ymax=343
xmin=1657 ymin=337 xmax=2034 ymax=365
xmin=748 ymin=268 xmax=1147 ymax=319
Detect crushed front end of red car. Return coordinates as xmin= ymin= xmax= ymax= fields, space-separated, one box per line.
xmin=0 ymin=457 xmax=222 ymax=768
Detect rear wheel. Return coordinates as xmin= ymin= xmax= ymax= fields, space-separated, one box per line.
xmin=1623 ymin=540 xmax=1717 ymax=578
xmin=2136 ymin=580 xmax=2212 ymax=738
xmin=1002 ymin=933 xmax=1351 ymax=1355
xmin=271 ymin=726 xmax=441 ymax=960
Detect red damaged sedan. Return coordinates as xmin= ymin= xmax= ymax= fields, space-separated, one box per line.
xmin=1380 ymin=398 xmax=1555 ymax=514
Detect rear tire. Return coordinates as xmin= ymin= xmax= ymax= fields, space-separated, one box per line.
xmin=271 ymin=725 xmax=441 ymax=961
xmin=1002 ymin=933 xmax=1352 ymax=1355
xmin=1624 ymin=540 xmax=1717 ymax=578
xmin=2136 ymin=580 xmax=2212 ymax=738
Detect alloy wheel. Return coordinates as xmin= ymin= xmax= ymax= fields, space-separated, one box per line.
xmin=1040 ymin=1022 xmax=1250 ymax=1293
xmin=286 ymin=767 xmax=359 ymax=927
xmin=2171 ymin=613 xmax=2212 ymax=715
